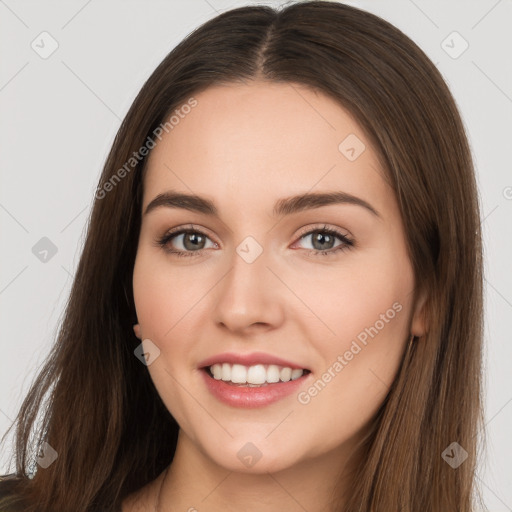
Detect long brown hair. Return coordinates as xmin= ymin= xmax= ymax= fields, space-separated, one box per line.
xmin=0 ymin=2 xmax=485 ymax=510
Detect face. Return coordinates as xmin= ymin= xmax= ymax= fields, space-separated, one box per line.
xmin=132 ymin=81 xmax=425 ymax=474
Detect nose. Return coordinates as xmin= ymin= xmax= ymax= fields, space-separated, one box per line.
xmin=212 ymin=241 xmax=286 ymax=334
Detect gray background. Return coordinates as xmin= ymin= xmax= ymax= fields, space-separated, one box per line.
xmin=0 ymin=0 xmax=510 ymax=509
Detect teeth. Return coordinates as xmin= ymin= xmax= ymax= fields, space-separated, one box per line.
xmin=209 ymin=363 xmax=306 ymax=385
xmin=280 ymin=367 xmax=292 ymax=382
xmin=221 ymin=363 xmax=230 ymax=381
xmin=291 ymin=368 xmax=304 ymax=380
xmin=247 ymin=364 xmax=266 ymax=384
xmin=212 ymin=364 xmax=223 ymax=380
xmin=231 ymin=364 xmax=247 ymax=384
xmin=267 ymin=364 xmax=280 ymax=383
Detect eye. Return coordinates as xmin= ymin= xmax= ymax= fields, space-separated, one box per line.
xmin=293 ymin=224 xmax=354 ymax=257
xmin=155 ymin=224 xmax=354 ymax=258
xmin=155 ymin=225 xmax=217 ymax=258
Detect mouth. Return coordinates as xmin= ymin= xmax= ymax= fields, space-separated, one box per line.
xmin=199 ymin=362 xmax=312 ymax=408
xmin=196 ymin=352 xmax=313 ymax=408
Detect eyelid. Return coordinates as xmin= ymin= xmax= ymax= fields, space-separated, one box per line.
xmin=294 ymin=223 xmax=353 ymax=242
xmin=161 ymin=223 xmax=219 ymax=244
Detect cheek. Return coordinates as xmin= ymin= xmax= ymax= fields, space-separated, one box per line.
xmin=292 ymin=245 xmax=413 ymax=352
xmin=330 ymin=264 xmax=409 ymax=346
xmin=132 ymin=250 xmax=205 ymax=427
xmin=132 ymin=248 xmax=210 ymax=342
xmin=294 ymin=252 xmax=413 ymax=438
xmin=293 ymin=245 xmax=412 ymax=382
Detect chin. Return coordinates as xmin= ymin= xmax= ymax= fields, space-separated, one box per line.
xmin=201 ymin=438 xmax=305 ymax=475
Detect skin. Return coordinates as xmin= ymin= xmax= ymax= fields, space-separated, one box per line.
xmin=124 ymin=81 xmax=427 ymax=512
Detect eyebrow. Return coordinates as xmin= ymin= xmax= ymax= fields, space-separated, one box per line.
xmin=144 ymin=190 xmax=380 ymax=218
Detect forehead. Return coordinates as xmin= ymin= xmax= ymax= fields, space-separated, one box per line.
xmin=142 ymin=81 xmax=391 ymax=217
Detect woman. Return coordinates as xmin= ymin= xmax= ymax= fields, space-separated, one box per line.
xmin=0 ymin=1 xmax=485 ymax=511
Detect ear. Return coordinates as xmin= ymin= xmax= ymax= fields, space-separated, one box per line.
xmin=133 ymin=323 xmax=142 ymax=340
xmin=411 ymin=287 xmax=428 ymax=337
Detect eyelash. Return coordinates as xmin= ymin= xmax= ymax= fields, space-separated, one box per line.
xmin=155 ymin=224 xmax=354 ymax=259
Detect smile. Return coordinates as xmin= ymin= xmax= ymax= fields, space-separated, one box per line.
xmin=200 ymin=364 xmax=311 ymax=408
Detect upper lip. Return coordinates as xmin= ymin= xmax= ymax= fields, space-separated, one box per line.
xmin=198 ymin=352 xmax=310 ymax=371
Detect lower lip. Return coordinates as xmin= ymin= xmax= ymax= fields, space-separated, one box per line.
xmin=200 ymin=369 xmax=310 ymax=408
